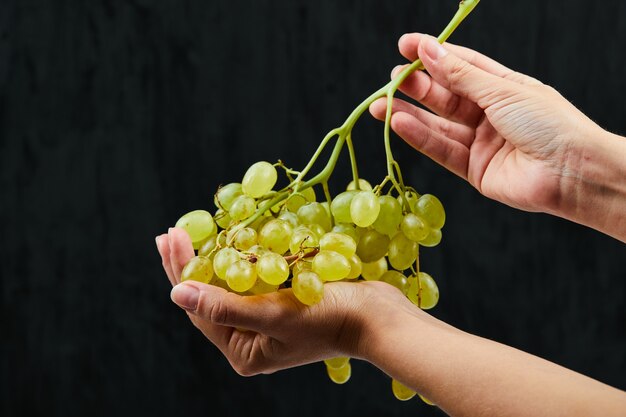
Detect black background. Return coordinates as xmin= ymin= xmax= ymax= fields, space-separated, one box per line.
xmin=1 ymin=1 xmax=625 ymax=416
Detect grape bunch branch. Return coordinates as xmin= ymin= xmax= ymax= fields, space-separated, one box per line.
xmin=173 ymin=0 xmax=480 ymax=404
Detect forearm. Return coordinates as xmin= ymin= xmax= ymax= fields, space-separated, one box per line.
xmin=558 ymin=129 xmax=626 ymax=242
xmin=358 ymin=307 xmax=626 ymax=417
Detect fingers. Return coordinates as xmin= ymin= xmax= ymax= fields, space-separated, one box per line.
xmin=417 ymin=35 xmax=525 ymax=110
xmin=369 ymin=96 xmax=475 ymax=147
xmin=171 ymin=280 xmax=291 ymax=335
xmin=156 ymin=234 xmax=176 ymax=286
xmin=168 ymin=227 xmax=195 ymax=284
xmin=391 ymin=66 xmax=484 ymax=127
xmin=398 ymin=33 xmax=542 ymax=86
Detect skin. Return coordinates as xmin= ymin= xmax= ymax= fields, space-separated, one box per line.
xmin=156 ymin=34 xmax=626 ymax=417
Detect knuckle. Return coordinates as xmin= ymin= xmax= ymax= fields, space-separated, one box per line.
xmin=447 ymin=59 xmax=473 ymax=88
xmin=205 ymin=296 xmax=229 ymax=325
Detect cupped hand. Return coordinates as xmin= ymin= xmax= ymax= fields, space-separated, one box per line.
xmin=370 ymin=34 xmax=606 ymax=215
xmin=155 ymin=228 xmax=417 ymax=376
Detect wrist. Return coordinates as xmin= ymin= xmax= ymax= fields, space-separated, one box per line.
xmin=558 ymin=128 xmax=626 ymax=242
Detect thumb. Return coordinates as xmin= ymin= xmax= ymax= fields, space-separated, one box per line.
xmin=170 ymin=281 xmax=287 ymax=333
xmin=418 ymin=35 xmax=521 ymax=109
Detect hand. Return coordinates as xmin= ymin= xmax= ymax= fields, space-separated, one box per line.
xmin=155 ymin=228 xmax=423 ymax=376
xmin=370 ymin=34 xmax=608 ymax=215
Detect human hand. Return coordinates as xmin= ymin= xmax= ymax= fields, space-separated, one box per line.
xmin=155 ymin=227 xmax=424 ymax=376
xmin=370 ymin=34 xmax=609 ymax=216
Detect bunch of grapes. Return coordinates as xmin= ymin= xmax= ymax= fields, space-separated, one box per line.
xmin=171 ymin=0 xmax=480 ymax=407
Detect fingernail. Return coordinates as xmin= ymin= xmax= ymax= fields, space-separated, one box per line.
xmin=423 ymin=37 xmax=447 ymax=61
xmin=171 ymin=283 xmax=199 ymax=311
xmin=391 ymin=65 xmax=402 ymax=78
xmin=155 ymin=236 xmax=162 ymax=249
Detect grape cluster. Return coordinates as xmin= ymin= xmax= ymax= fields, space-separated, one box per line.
xmin=175 ymin=160 xmax=443 ymax=403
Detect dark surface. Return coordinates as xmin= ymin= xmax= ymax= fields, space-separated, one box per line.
xmin=1 ymin=1 xmax=625 ymax=416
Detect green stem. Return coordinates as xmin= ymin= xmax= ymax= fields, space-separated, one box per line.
xmin=345 ymin=133 xmax=361 ymax=189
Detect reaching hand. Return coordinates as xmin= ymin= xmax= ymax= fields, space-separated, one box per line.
xmin=370 ymin=34 xmax=608 ymax=215
xmin=155 ymin=228 xmax=425 ymax=376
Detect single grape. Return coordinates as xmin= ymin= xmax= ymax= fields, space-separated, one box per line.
xmin=213 ymin=247 xmax=241 ymax=279
xmin=350 ymin=191 xmax=381 ymax=227
xmin=291 ymin=260 xmax=312 ymax=278
xmin=198 ymin=235 xmax=218 ymax=258
xmin=420 ymin=227 xmax=442 ymax=247
xmin=248 ymin=279 xmax=279 ymax=295
xmin=419 ymin=393 xmax=436 ymax=406
xmin=330 ymin=191 xmax=357 ymax=223
xmin=380 ymin=270 xmax=409 ymax=295
xmin=312 ymin=250 xmax=351 ymax=281
xmin=414 ymin=194 xmax=445 ymax=229
xmin=292 ymin=271 xmax=324 ymax=305
xmin=361 ymin=257 xmax=388 ymax=281
xmin=181 ymin=256 xmax=214 ymax=284
xmin=277 ymin=211 xmax=299 ymax=227
xmin=229 ymin=195 xmax=256 ymax=222
xmin=401 ymin=213 xmax=429 ymax=242
xmin=417 ymin=272 xmax=439 ymax=309
xmin=248 ymin=213 xmax=272 ymax=231
xmin=324 ymin=357 xmax=350 ymax=369
xmin=391 ymin=379 xmax=416 ymax=401
xmin=175 ymin=210 xmax=217 ymax=248
xmin=228 ymin=227 xmax=258 ymax=251
xmin=214 ymin=208 xmax=232 ymax=229
xmin=289 ymin=226 xmax=319 ymax=255
xmin=320 ymin=232 xmax=357 ymax=258
xmin=305 ymin=223 xmax=327 ymax=240
xmin=397 ymin=190 xmax=420 ymax=212
xmin=284 ymin=185 xmax=316 ymax=212
xmin=297 ymin=202 xmax=331 ymax=232
xmin=226 ymin=259 xmax=257 ymax=292
xmin=331 ymin=223 xmax=359 ymax=243
xmin=242 ymin=161 xmax=278 ymax=198
xmin=372 ymin=195 xmax=403 ymax=236
xmin=214 ymin=183 xmax=243 ymax=210
xmin=346 ymin=178 xmax=372 ymax=191
xmin=346 ymin=254 xmax=362 ymax=279
xmin=256 ymin=252 xmax=290 ymax=285
xmin=356 ymin=230 xmax=390 ymax=263
xmin=246 ymin=244 xmax=267 ymax=256
xmin=387 ymin=232 xmax=418 ymax=271
xmin=258 ymin=219 xmax=293 ymax=255
xmin=326 ymin=361 xmax=351 ymax=384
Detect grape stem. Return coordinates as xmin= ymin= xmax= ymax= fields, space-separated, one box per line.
xmin=239 ymin=0 xmax=480 ymax=230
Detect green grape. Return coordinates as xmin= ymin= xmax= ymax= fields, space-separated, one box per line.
xmin=213 ymin=247 xmax=241 ymax=279
xmin=214 ymin=183 xmax=243 ymax=210
xmin=289 ymin=226 xmax=319 ymax=255
xmin=175 ymin=210 xmax=217 ymax=249
xmin=326 ymin=361 xmax=351 ymax=384
xmin=198 ymin=235 xmax=218 ymax=258
xmin=346 ymin=254 xmax=362 ymax=279
xmin=229 ymin=195 xmax=256 ymax=222
xmin=248 ymin=279 xmax=279 ymax=295
xmin=305 ymin=223 xmax=327 ymax=240
xmin=181 ymin=256 xmax=214 ymax=284
xmin=312 ymin=250 xmax=351 ymax=281
xmin=414 ymin=194 xmax=445 ymax=229
xmin=284 ymin=185 xmax=316 ymax=212
xmin=277 ymin=211 xmax=299 ymax=227
xmin=297 ymin=202 xmax=331 ymax=232
xmin=356 ymin=230 xmax=390 ymax=263
xmin=331 ymin=223 xmax=359 ymax=243
xmin=258 ymin=219 xmax=293 ymax=255
xmin=372 ymin=195 xmax=403 ymax=236
xmin=330 ymin=191 xmax=357 ymax=223
xmin=391 ymin=379 xmax=416 ymax=401
xmin=324 ymin=357 xmax=350 ymax=369
xmin=256 ymin=252 xmax=290 ymax=285
xmin=401 ymin=213 xmax=429 ymax=242
xmin=320 ymin=232 xmax=357 ymax=258
xmin=242 ymin=161 xmax=278 ymax=198
xmin=246 ymin=244 xmax=267 ymax=256
xmin=226 ymin=259 xmax=257 ymax=292
xmin=346 ymin=178 xmax=372 ymax=191
xmin=350 ymin=191 xmax=381 ymax=227
xmin=291 ymin=260 xmax=312 ymax=277
xmin=380 ymin=270 xmax=409 ymax=295
xmin=419 ymin=393 xmax=436 ymax=406
xmin=248 ymin=212 xmax=272 ymax=231
xmin=361 ymin=257 xmax=388 ymax=281
xmin=418 ymin=272 xmax=439 ymax=309
xmin=227 ymin=227 xmax=258 ymax=251
xmin=387 ymin=232 xmax=418 ymax=271
xmin=217 ymin=232 xmax=227 ymax=247
xmin=420 ymin=227 xmax=442 ymax=247
xmin=397 ymin=190 xmax=420 ymax=212
xmin=214 ymin=208 xmax=232 ymax=229
xmin=292 ymin=271 xmax=324 ymax=305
